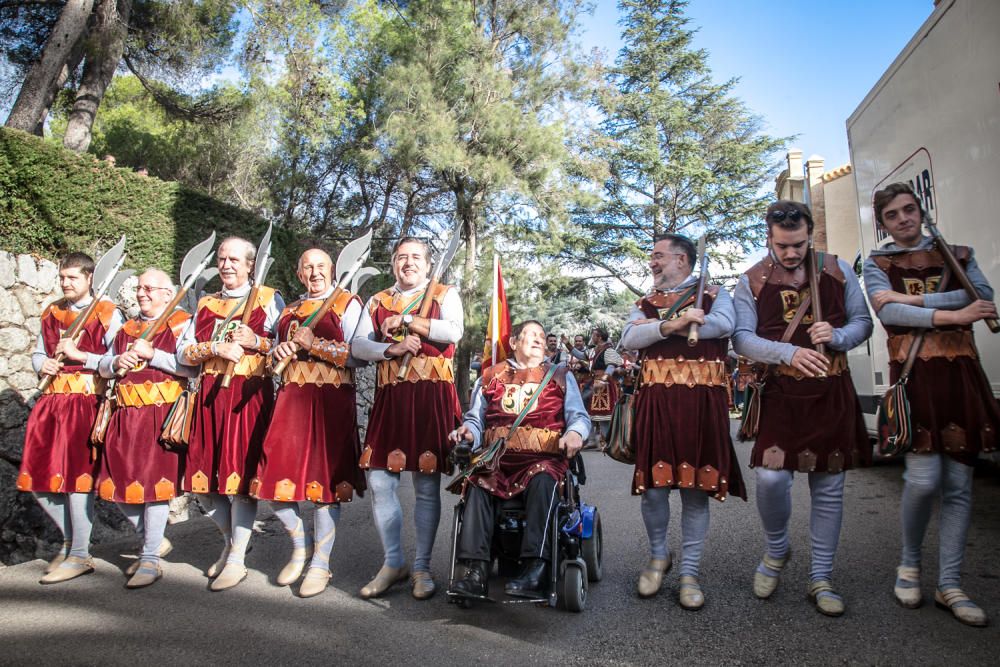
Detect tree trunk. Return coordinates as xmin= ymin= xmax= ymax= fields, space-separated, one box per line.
xmin=63 ymin=0 xmax=131 ymax=152
xmin=5 ymin=0 xmax=96 ymax=133
xmin=32 ymin=34 xmax=88 ymax=136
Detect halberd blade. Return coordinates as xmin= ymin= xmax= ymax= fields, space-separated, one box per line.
xmin=107 ymin=269 xmax=135 ymax=298
xmin=336 ymin=228 xmax=374 ymax=285
xmin=180 ymin=231 xmax=217 ymax=285
xmin=93 ymin=235 xmax=127 ymax=291
xmin=351 ymin=266 xmax=380 ymax=294
xmin=253 ymin=223 xmax=274 ymax=285
xmin=433 ymin=227 xmax=462 ymax=280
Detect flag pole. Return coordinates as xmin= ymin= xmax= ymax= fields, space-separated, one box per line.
xmin=491 ymin=252 xmax=499 ymax=365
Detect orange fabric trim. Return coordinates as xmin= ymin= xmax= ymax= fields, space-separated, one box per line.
xmin=305 ymin=481 xmax=324 ymax=503
xmin=190 ymin=471 xmax=209 ymax=494
xmin=16 ymin=472 xmax=31 ymax=491
xmin=43 ymin=372 xmax=101 ymax=396
xmin=198 ymin=286 xmax=277 ymax=319
xmin=48 ymin=474 xmax=65 ymax=493
xmin=154 ymin=478 xmax=175 ymax=501
xmin=223 ymin=472 xmax=241 ymax=495
xmin=282 ymin=360 xmax=353 ymax=387
xmin=125 ymin=482 xmax=145 ymax=504
xmin=640 ymin=358 xmax=727 ymax=388
xmin=376 ymin=356 xmax=454 ymax=387
xmin=99 ymin=478 xmax=115 ymax=501
xmin=116 ymin=380 xmax=184 ymax=407
xmin=369 ymin=284 xmax=451 ymax=314
xmin=289 ymin=291 xmax=355 ymax=320
xmin=203 ymin=355 xmax=267 ymax=377
xmin=122 ymin=311 xmax=191 ymax=339
xmin=74 ymin=474 xmax=93 ymax=493
xmin=274 ymin=479 xmax=296 ymax=502
xmin=484 ymin=425 xmax=562 ymax=454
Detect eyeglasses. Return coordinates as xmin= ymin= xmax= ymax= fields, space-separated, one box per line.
xmin=135 ymin=285 xmax=172 ymax=294
xmin=767 ymin=209 xmax=803 ymax=223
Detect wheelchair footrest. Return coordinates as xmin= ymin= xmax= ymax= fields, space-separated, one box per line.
xmin=446 ymin=589 xmax=496 ymax=604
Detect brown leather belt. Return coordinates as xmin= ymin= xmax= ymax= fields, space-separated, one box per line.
xmin=888 ymin=330 xmax=977 ymax=363
xmin=377 ymin=356 xmax=454 ymax=387
xmin=116 ymin=380 xmax=184 ymax=407
xmin=774 ymin=352 xmax=848 ymax=380
xmin=640 ymin=357 xmax=727 ymax=388
xmin=485 ymin=425 xmax=562 ymax=454
xmin=203 ymin=355 xmax=267 ymax=377
xmin=282 ymin=360 xmax=353 ymax=387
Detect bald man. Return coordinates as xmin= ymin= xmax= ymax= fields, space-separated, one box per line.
xmin=176 ymin=236 xmax=284 ymax=591
xmin=251 ymin=249 xmax=367 ymax=598
xmin=96 ymin=269 xmax=198 ymax=588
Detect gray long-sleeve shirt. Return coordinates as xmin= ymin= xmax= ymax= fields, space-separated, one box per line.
xmin=461 ymin=360 xmax=591 ymax=451
xmin=32 ymin=297 xmax=125 ymax=374
xmin=732 ymin=257 xmax=873 ymax=365
xmin=351 ymin=281 xmax=464 ymax=362
xmin=620 ymin=274 xmax=736 ymax=351
xmin=863 ymin=235 xmax=993 ymax=329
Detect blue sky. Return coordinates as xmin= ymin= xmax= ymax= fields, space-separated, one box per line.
xmin=578 ymin=0 xmax=932 ymax=170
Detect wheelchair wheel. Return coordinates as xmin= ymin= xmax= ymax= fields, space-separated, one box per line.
xmin=581 ymin=509 xmax=603 ymax=582
xmin=560 ymin=561 xmax=587 ymax=613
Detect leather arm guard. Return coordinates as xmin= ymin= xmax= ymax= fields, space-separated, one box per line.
xmin=184 ymin=341 xmax=215 ymax=364
xmin=310 ymin=338 xmax=349 ymax=367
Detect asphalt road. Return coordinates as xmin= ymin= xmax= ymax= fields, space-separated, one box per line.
xmin=2 ymin=423 xmax=999 ymax=666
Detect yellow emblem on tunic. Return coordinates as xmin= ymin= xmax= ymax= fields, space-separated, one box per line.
xmin=903 ymin=276 xmax=941 ymax=296
xmin=656 ymin=303 xmax=692 ymax=321
xmin=780 ymin=288 xmax=814 ymax=325
xmin=212 ymin=318 xmax=240 ymax=342
xmin=287 ymin=320 xmax=300 ymax=342
xmin=500 ymin=382 xmax=540 ymax=415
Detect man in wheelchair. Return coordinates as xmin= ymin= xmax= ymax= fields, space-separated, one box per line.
xmin=448 ymin=320 xmax=591 ymax=599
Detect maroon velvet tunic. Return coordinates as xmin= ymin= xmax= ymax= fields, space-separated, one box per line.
xmin=467 ymin=361 xmax=570 ymax=499
xmin=17 ymin=299 xmax=117 ymax=495
xmin=748 ymin=256 xmax=870 ymax=473
xmin=360 ymin=285 xmax=461 ymax=475
xmin=252 ymin=293 xmax=367 ymax=504
xmin=871 ymin=247 xmax=999 ymax=465
xmin=587 ymin=343 xmax=620 ymax=419
xmin=97 ymin=312 xmax=190 ymax=504
xmin=631 ymin=288 xmax=746 ymax=500
xmin=183 ymin=287 xmax=277 ymax=496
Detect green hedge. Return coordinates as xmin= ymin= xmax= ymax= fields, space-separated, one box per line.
xmin=0 ymin=127 xmax=297 ymax=294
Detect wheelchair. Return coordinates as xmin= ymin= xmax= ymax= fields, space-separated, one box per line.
xmin=445 ymin=455 xmax=603 ymax=612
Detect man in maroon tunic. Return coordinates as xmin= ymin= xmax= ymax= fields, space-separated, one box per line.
xmin=251 ymin=248 xmax=367 ymax=598
xmin=621 ymin=233 xmax=746 ymax=610
xmin=733 ymin=201 xmax=872 ymax=617
xmin=864 ymin=182 xmax=998 ymax=627
xmin=96 ymin=269 xmax=198 ymax=588
xmin=352 ymin=237 xmax=463 ymax=600
xmin=177 ymin=236 xmax=284 ymax=591
xmin=18 ymin=252 xmax=123 ymax=584
xmin=448 ymin=320 xmax=590 ymax=599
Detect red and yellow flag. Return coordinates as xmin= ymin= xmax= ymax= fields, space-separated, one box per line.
xmin=482 ymin=253 xmax=511 ymax=368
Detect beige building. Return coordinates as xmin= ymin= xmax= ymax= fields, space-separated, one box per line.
xmin=774 ymin=149 xmax=861 ymax=267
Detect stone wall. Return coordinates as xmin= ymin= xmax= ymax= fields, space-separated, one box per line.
xmin=0 ymin=252 xmax=132 ymax=565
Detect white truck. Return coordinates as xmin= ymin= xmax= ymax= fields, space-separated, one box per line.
xmin=846 ymin=0 xmax=1000 ymax=433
